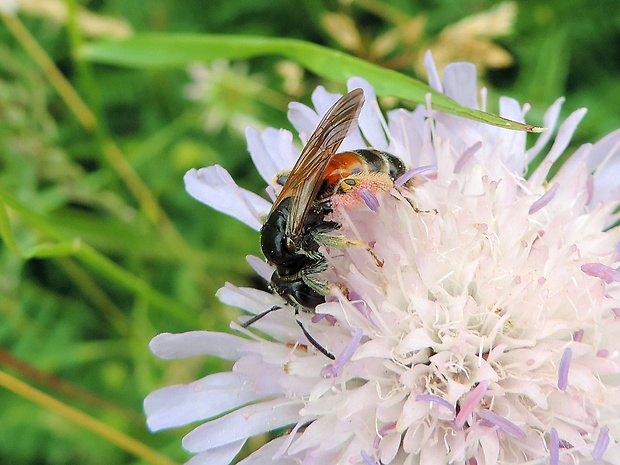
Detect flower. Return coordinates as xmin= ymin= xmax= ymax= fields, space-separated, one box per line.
xmin=145 ymin=52 xmax=620 ymax=465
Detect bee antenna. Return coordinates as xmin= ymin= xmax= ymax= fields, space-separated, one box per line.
xmin=241 ymin=305 xmax=282 ymax=328
xmin=296 ymin=319 xmax=336 ymax=360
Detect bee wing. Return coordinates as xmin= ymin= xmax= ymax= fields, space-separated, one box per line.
xmin=270 ymin=88 xmax=365 ymax=237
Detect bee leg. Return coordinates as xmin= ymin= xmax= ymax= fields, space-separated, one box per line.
xmin=316 ymin=234 xmax=384 ymax=268
xmin=241 ymin=305 xmax=282 ymax=328
xmin=295 ymin=318 xmax=335 ymax=360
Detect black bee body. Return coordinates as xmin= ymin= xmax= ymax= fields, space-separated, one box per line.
xmin=260 ymin=197 xmax=337 ymax=310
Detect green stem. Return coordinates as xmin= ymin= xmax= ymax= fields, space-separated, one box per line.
xmin=0 ymin=184 xmax=197 ymax=325
xmin=0 ymin=370 xmax=178 ymax=465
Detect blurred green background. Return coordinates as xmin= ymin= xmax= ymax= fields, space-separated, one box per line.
xmin=1 ymin=0 xmax=619 ymax=464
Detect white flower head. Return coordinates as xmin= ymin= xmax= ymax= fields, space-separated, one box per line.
xmin=147 ymin=52 xmax=620 ymax=465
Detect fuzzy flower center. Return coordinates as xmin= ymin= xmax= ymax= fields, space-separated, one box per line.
xmin=301 ymin=150 xmax=618 ymax=463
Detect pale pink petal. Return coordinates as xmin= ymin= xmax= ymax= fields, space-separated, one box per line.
xmin=246 ymin=254 xmax=274 ymax=281
xmin=245 ymin=126 xmax=299 ymax=184
xmin=586 ymin=127 xmax=620 ymax=170
xmin=184 ymin=166 xmax=270 ymax=231
xmin=182 ymin=398 xmax=304 ymax=452
xmin=552 ymin=144 xmax=591 ymax=208
xmin=289 ymin=87 xmax=365 ymax=153
xmin=495 ymin=97 xmax=528 ymax=173
xmin=592 ymin=157 xmax=620 ymax=204
xmin=424 ymin=50 xmax=442 ymax=92
xmin=185 ymin=440 xmax=246 ymax=465
xmin=529 ymin=108 xmax=587 ymax=187
xmin=499 ymin=96 xmax=525 ymax=122
xmin=420 ymin=440 xmax=447 ymax=465
xmin=145 ymin=372 xmax=262 ymax=431
xmin=237 ymin=436 xmax=300 ymax=465
xmin=216 ymin=282 xmax=277 ymax=315
xmin=524 ymin=97 xmax=564 ymax=166
xmin=443 ymin=62 xmax=478 ymax=109
xmin=149 ymin=331 xmax=244 ymax=360
xmin=479 ymin=430 xmax=500 ymax=465
xmin=348 ymin=77 xmax=388 ymax=150
xmin=311 ymin=86 xmax=340 ymax=118
xmin=590 ymin=129 xmax=620 ymax=204
xmin=387 ymin=107 xmax=428 ymax=167
xmin=288 ymin=101 xmax=319 ymax=146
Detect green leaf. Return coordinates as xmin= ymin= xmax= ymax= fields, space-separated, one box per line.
xmin=0 ymin=199 xmax=21 ymax=256
xmin=81 ymin=34 xmax=542 ymax=132
xmin=0 ymin=184 xmax=197 ymax=325
xmin=23 ymin=241 xmax=80 ymax=259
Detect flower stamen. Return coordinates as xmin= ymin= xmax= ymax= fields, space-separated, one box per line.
xmin=581 ymin=263 xmax=620 ymax=283
xmin=550 ymin=428 xmax=560 ymax=465
xmin=454 ymin=141 xmax=482 ymax=173
xmin=321 ymin=328 xmax=363 ymax=377
xmin=416 ymin=394 xmax=457 ymax=416
xmin=455 ymin=380 xmax=490 ymax=428
xmin=361 ymin=450 xmax=379 ymax=465
xmin=395 ymin=164 xmax=438 ymax=186
xmin=592 ymin=425 xmax=610 ymax=460
xmin=558 ymin=347 xmax=572 ymax=391
xmin=359 ymin=187 xmax=379 ymax=212
xmin=477 ymin=409 xmax=526 ymax=439
xmin=528 ymin=182 xmax=559 ymax=214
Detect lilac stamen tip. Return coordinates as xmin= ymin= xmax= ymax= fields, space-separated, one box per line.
xmin=454 ymin=141 xmax=482 ymax=173
xmin=550 ymin=428 xmax=559 ymax=465
xmin=325 ymin=329 xmax=363 ymax=377
xmin=455 ymin=380 xmax=489 ymax=428
xmin=378 ymin=422 xmax=397 ymax=436
xmin=416 ymin=394 xmax=457 ymax=415
xmin=581 ymin=262 xmax=620 ymax=283
xmin=361 ymin=450 xmax=379 ymax=465
xmin=359 ymin=187 xmax=379 ymax=212
xmin=396 ymin=164 xmax=438 ymax=186
xmin=558 ymin=347 xmax=572 ymax=391
xmin=592 ymin=425 xmax=610 ymax=460
xmin=324 ymin=314 xmax=338 ymax=325
xmin=374 ymin=422 xmax=397 ymax=448
xmin=477 ymin=409 xmax=527 ymax=439
xmin=529 ymin=182 xmax=559 ymax=214
xmin=573 ymin=329 xmax=584 ymax=342
xmin=312 ymin=313 xmax=337 ymax=325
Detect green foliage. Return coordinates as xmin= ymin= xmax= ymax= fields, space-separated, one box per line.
xmin=1 ymin=0 xmax=619 ymax=464
xmin=81 ymin=34 xmax=538 ymax=131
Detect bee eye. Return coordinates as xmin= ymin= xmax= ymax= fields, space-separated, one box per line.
xmin=285 ymin=237 xmax=296 ymax=252
xmin=344 ymin=178 xmax=357 ymax=186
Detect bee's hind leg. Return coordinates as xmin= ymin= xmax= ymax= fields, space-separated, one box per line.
xmin=315 ymin=233 xmax=384 ymax=268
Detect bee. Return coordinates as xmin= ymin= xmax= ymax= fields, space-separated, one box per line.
xmin=251 ymin=89 xmax=408 ymax=358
